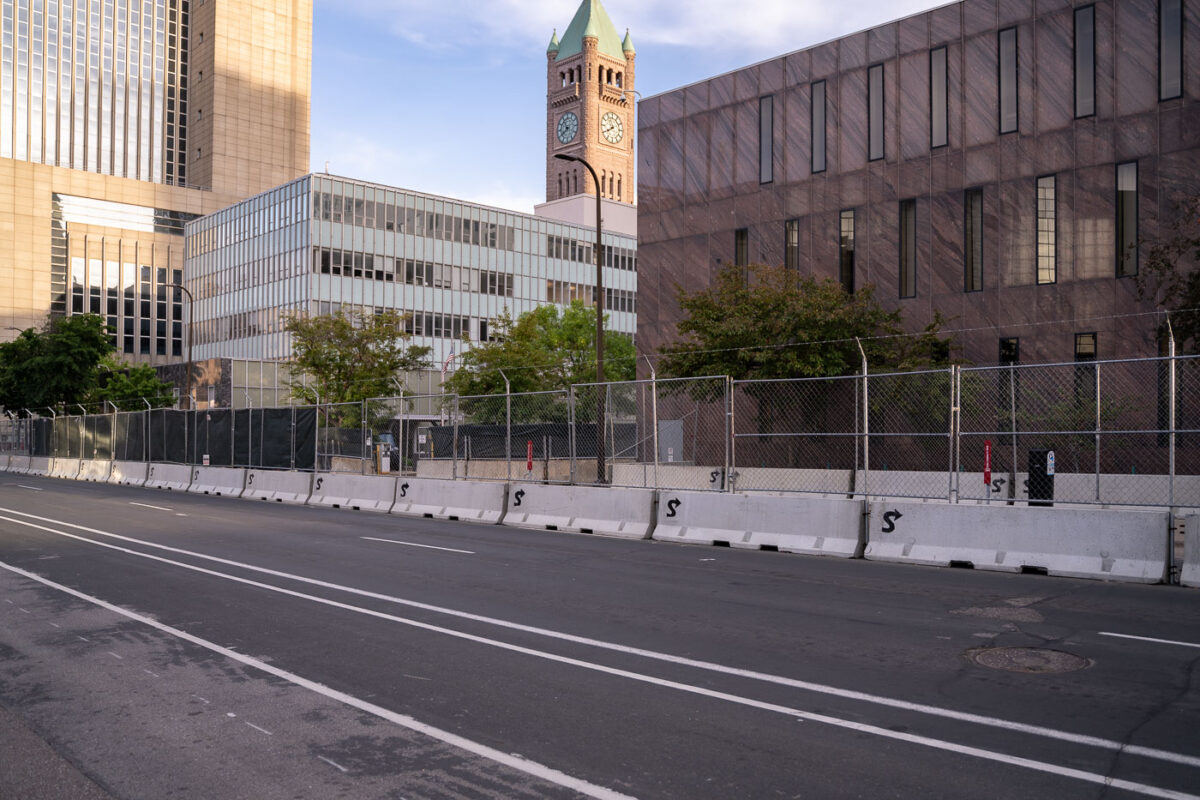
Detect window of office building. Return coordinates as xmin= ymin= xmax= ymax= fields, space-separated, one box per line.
xmin=1117 ymin=162 xmax=1138 ymax=276
xmin=1161 ymin=0 xmax=1183 ymax=100
xmin=899 ymin=200 xmax=916 ymax=298
xmin=999 ymin=27 xmax=1018 ymax=133
xmin=1075 ymin=5 xmax=1096 ymax=118
xmin=1037 ymin=176 xmax=1057 ymax=285
xmin=734 ymin=228 xmax=748 ymax=266
xmin=869 ymin=64 xmax=884 ymax=161
xmin=839 ymin=210 xmax=855 ymax=292
xmin=785 ymin=219 xmax=800 ymax=270
xmin=930 ymin=47 xmax=948 ymax=148
xmin=965 ymin=188 xmax=983 ymax=292
xmin=811 ymin=81 xmax=826 ymax=173
xmin=999 ymin=337 xmax=1019 ymax=366
xmin=1074 ymin=332 xmax=1097 ymax=402
xmin=759 ymin=95 xmax=774 ymax=184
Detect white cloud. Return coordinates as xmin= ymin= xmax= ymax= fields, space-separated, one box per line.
xmin=329 ymin=0 xmax=950 ymax=58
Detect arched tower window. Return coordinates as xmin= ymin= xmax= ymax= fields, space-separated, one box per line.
xmin=616 ymin=72 xmax=622 ymax=89
xmin=617 ymin=175 xmax=622 ymax=201
xmin=558 ymin=174 xmax=563 ymax=197
xmin=560 ymin=71 xmax=566 ymax=88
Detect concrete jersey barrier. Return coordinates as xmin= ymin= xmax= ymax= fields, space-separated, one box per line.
xmin=243 ymin=470 xmax=313 ymax=504
xmin=864 ymin=501 xmax=1169 ymax=583
xmin=145 ymin=463 xmax=193 ymax=491
xmin=308 ymin=473 xmax=396 ymax=512
xmin=8 ymin=456 xmax=31 ymax=474
xmin=49 ymin=458 xmax=81 ymax=479
xmin=391 ymin=478 xmax=506 ymax=524
xmin=652 ymin=491 xmax=865 ymax=557
xmin=109 ymin=461 xmax=148 ymax=487
xmin=0 ymin=455 xmax=8 ymax=471
xmin=27 ymin=457 xmax=51 ymax=475
xmin=1183 ymin=517 xmax=1200 ymax=588
xmin=502 ymin=484 xmax=654 ymax=539
xmin=77 ymin=459 xmax=112 ymax=481
xmin=188 ymin=467 xmax=246 ymax=497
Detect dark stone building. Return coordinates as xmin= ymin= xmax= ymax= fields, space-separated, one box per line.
xmin=636 ymin=0 xmax=1199 ymax=367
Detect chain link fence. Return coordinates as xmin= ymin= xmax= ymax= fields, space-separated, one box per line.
xmin=2 ymin=354 xmax=1197 ymax=508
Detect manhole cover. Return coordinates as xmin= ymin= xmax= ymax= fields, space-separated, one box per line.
xmin=965 ymin=647 xmax=1091 ymax=674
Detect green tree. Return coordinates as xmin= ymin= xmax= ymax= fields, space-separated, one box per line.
xmin=88 ymin=358 xmax=176 ymax=411
xmin=1136 ymin=193 xmax=1200 ymax=352
xmin=285 ymin=310 xmax=432 ymax=409
xmin=0 ymin=314 xmax=115 ymax=413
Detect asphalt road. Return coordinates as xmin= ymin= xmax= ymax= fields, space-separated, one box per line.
xmin=0 ymin=474 xmax=1198 ymax=799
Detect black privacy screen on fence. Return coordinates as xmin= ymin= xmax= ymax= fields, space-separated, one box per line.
xmin=27 ymin=408 xmax=317 ymax=471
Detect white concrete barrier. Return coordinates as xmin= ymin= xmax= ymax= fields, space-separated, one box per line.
xmin=652 ymin=491 xmax=865 ymax=556
xmin=77 ymin=459 xmax=112 ymax=481
xmin=0 ymin=455 xmax=8 ymax=471
xmin=308 ymin=473 xmax=396 ymax=512
xmin=855 ymin=470 xmax=952 ymax=501
xmin=864 ymin=501 xmax=1169 ymax=583
xmin=144 ymin=463 xmax=193 ymax=491
xmin=187 ymin=467 xmax=246 ymax=497
xmin=48 ymin=459 xmax=80 ymax=479
xmin=391 ymin=478 xmax=506 ymax=524
xmin=27 ymin=457 xmax=51 ymax=476
xmin=109 ymin=461 xmax=148 ymax=487
xmin=8 ymin=456 xmax=31 ymax=474
xmin=243 ymin=470 xmax=312 ymax=504
xmin=502 ymin=484 xmax=654 ymax=539
xmin=1183 ymin=517 xmax=1200 ymax=588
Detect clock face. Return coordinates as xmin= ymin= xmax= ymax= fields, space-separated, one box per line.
xmin=601 ymin=111 xmax=624 ymax=144
xmin=556 ymin=112 xmax=578 ymax=144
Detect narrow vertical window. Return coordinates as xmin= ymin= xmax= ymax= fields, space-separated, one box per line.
xmin=1074 ymin=332 xmax=1097 ymax=402
xmin=1037 ymin=175 xmax=1057 ymax=285
xmin=811 ymin=81 xmax=826 ymax=173
xmin=869 ymin=64 xmax=884 ymax=161
xmin=999 ymin=27 xmax=1018 ymax=133
xmin=899 ymin=199 xmax=916 ymax=298
xmin=784 ymin=219 xmax=800 ymax=270
xmin=1160 ymin=0 xmax=1182 ymax=100
xmin=839 ymin=210 xmax=855 ymax=292
xmin=734 ymin=228 xmax=749 ymax=267
xmin=965 ymin=188 xmax=983 ymax=292
xmin=1074 ymin=5 xmax=1095 ymax=118
xmin=1116 ymin=161 xmax=1139 ymax=277
xmin=930 ymin=47 xmax=948 ymax=148
xmin=759 ymin=95 xmax=774 ymax=184
xmin=999 ymin=337 xmax=1019 ymax=366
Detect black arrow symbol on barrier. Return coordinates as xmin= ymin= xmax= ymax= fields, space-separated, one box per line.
xmin=666 ymin=498 xmax=681 ymax=518
xmin=709 ymin=470 xmax=721 ymax=484
xmin=399 ymin=482 xmax=410 ymax=498
xmin=514 ymin=489 xmax=525 ymax=507
xmin=882 ymin=510 xmax=903 ymax=534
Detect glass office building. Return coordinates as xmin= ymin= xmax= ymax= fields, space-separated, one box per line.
xmin=185 ymin=174 xmax=638 ymax=367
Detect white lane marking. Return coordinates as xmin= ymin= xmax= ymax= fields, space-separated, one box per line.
xmin=0 ymin=562 xmax=635 ymax=800
xmin=18 ymin=607 xmax=30 ymax=613
xmin=0 ymin=507 xmax=1195 ymax=772
xmin=226 ymin=712 xmax=237 ymax=718
xmin=76 ymin=635 xmax=89 ymax=642
xmin=129 ymin=502 xmax=173 ymax=512
xmin=3 ymin=598 xmax=12 ymax=603
xmin=0 ymin=562 xmax=1191 ymax=800
xmin=402 ymin=673 xmax=432 ymax=681
xmin=361 ymin=536 xmax=475 ymax=555
xmin=317 ymin=756 xmax=348 ymax=773
xmin=1100 ymin=632 xmax=1200 ymax=650
xmin=191 ymin=694 xmax=210 ymax=705
xmin=106 ymin=651 xmax=123 ymax=660
xmin=16 ymin=485 xmax=43 ymax=491
xmin=48 ymin=622 xmax=60 ymax=628
xmin=144 ymin=669 xmax=160 ymax=678
xmin=245 ymin=722 xmax=273 ymax=736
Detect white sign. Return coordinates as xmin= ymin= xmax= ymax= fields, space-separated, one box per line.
xmin=418 ymin=434 xmax=427 ymax=445
xmin=202 ymin=454 xmax=210 ymax=466
xmin=1046 ymin=450 xmax=1055 ymax=476
xmin=667 ymin=447 xmax=675 ymax=463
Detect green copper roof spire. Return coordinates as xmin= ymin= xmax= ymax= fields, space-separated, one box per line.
xmin=552 ymin=0 xmax=626 ymax=61
xmin=547 ymin=29 xmax=559 ymax=54
xmin=621 ymin=28 xmax=635 ymax=55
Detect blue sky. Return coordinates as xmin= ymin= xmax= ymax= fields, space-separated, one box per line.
xmin=310 ymin=0 xmax=949 ymax=214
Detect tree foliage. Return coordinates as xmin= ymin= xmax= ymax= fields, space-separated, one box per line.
xmin=444 ymin=301 xmax=636 ymax=398
xmin=658 ymin=263 xmax=954 ymax=381
xmin=1136 ymin=193 xmax=1200 ymax=352
xmin=88 ymin=358 xmax=176 ymax=411
xmin=0 ymin=314 xmax=115 ymax=413
xmin=284 ymin=310 xmax=431 ymax=406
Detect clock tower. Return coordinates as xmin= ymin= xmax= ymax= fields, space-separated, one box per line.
xmin=535 ymin=0 xmax=636 ymax=237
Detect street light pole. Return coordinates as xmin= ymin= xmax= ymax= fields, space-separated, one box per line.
xmin=553 ymin=152 xmax=606 ymax=484
xmin=172 ymin=281 xmax=195 ymax=410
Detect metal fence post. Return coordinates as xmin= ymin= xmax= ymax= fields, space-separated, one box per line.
xmin=1094 ymin=361 xmax=1102 ymax=502
xmin=856 ymin=338 xmax=869 ymax=499
xmin=569 ymin=386 xmax=577 ymax=485
xmin=1009 ymin=365 xmax=1018 ymax=503
xmin=726 ymin=376 xmax=734 ymax=493
xmin=361 ymin=399 xmax=368 ymax=476
xmin=500 ymin=370 xmax=511 ymax=483
xmin=452 ymin=395 xmax=459 ymax=481
xmin=950 ymin=366 xmax=959 ymax=503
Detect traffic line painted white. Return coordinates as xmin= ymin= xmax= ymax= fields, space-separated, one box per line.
xmin=1 ymin=559 xmax=1194 ymax=800
xmin=107 ymin=651 xmax=123 ymax=660
xmin=245 ymin=722 xmax=273 ymax=736
xmin=144 ymin=669 xmax=160 ymax=678
xmin=317 ymin=756 xmax=348 ymax=773
xmin=0 ymin=562 xmax=637 ymax=800
xmin=16 ymin=485 xmax=43 ymax=491
xmin=129 ymin=502 xmax=173 ymax=512
xmin=361 ymin=536 xmax=475 ymax=554
xmin=0 ymin=505 xmax=1196 ymax=773
xmin=1100 ymin=632 xmax=1200 ymax=650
